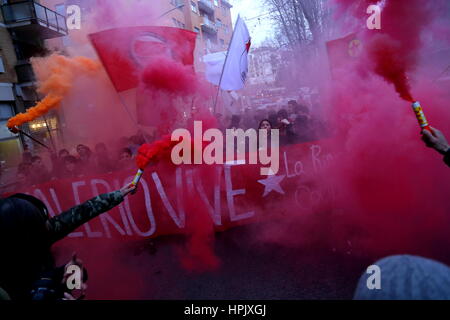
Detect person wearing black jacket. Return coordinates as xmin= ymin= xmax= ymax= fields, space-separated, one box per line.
xmin=0 ymin=183 xmax=136 ymax=300
xmin=422 ymin=127 xmax=450 ymax=167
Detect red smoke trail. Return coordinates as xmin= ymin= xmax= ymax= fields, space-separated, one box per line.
xmin=310 ymin=0 xmax=450 ymax=262
xmin=135 ymin=55 xmax=220 ymax=272
xmin=141 ymin=57 xmax=198 ymax=96
xmin=136 ymin=136 xmax=178 ymax=170
xmin=338 ymin=0 xmax=434 ymax=102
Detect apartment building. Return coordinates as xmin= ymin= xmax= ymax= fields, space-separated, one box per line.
xmin=0 ymin=0 xmax=234 ymax=172
xmin=0 ymin=0 xmax=67 ymax=168
xmin=248 ymin=47 xmax=282 ymax=86
xmin=40 ymin=0 xmax=234 ymax=65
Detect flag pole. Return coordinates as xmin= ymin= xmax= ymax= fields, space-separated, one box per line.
xmin=116 ymin=92 xmax=151 ymax=144
xmin=213 ymin=15 xmax=242 ymax=114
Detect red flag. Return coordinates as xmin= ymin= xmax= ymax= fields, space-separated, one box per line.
xmin=326 ymin=33 xmax=362 ymax=76
xmin=89 ymin=26 xmax=197 ymax=92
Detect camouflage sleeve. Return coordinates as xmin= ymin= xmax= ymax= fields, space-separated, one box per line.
xmin=444 ymin=149 xmax=450 ymax=168
xmin=46 ymin=190 xmax=124 ymax=243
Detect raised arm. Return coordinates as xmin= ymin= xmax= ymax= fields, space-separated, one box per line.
xmin=45 ymin=184 xmax=136 ymax=243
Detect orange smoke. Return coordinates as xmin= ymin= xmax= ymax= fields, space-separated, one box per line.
xmin=7 ymin=54 xmax=100 ymax=129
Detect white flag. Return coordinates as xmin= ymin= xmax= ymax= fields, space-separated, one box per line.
xmin=203 ymin=51 xmax=227 ymax=86
xmin=221 ymin=15 xmax=251 ymax=90
xmin=203 ymin=15 xmax=251 ymax=91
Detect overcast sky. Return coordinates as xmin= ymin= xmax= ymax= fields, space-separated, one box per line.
xmin=229 ymin=0 xmax=274 ymax=46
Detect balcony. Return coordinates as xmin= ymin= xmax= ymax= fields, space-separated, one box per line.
xmin=221 ymin=0 xmax=233 ymax=8
xmin=198 ymin=0 xmax=214 ymax=16
xmin=201 ymin=17 xmax=218 ymax=35
xmin=1 ymin=0 xmax=68 ymax=40
xmin=15 ymin=60 xmax=35 ymax=83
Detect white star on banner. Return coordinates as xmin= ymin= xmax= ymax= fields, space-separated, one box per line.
xmin=257 ymin=175 xmax=286 ymax=197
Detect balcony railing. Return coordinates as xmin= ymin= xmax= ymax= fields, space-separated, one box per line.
xmin=1 ymin=0 xmax=68 ymax=39
xmin=15 ymin=60 xmax=35 ymax=83
xmin=198 ymin=0 xmax=214 ymax=15
xmin=201 ymin=16 xmax=218 ymax=35
xmin=221 ymin=0 xmax=233 ymax=8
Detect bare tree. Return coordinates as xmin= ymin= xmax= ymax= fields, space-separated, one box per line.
xmin=265 ymin=0 xmax=335 ymax=50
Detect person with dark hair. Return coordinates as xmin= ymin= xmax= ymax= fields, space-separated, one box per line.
xmin=50 ymin=149 xmax=70 ymax=179
xmin=76 ymin=144 xmax=96 ymax=175
xmin=422 ymin=127 xmax=450 ymax=167
xmin=0 ymin=183 xmax=136 ymax=300
xmin=62 ymin=155 xmax=80 ymax=178
xmin=59 ymin=149 xmax=69 ymax=158
xmin=22 ymin=143 xmax=33 ymax=165
xmin=94 ymin=143 xmax=114 ymax=174
xmin=129 ymin=134 xmax=146 ymax=156
xmin=258 ymin=119 xmax=273 ymax=131
xmin=276 ymin=109 xmax=296 ymax=145
xmin=30 ymin=156 xmax=51 ymax=185
xmin=117 ymin=147 xmax=134 ymax=171
xmin=258 ymin=119 xmax=274 ymax=150
xmin=228 ymin=115 xmax=241 ymax=130
xmin=268 ymin=111 xmax=278 ymax=130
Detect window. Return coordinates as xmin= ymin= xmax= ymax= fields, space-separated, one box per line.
xmin=0 ymin=103 xmax=14 ymax=140
xmin=55 ymin=3 xmax=66 ymax=16
xmin=191 ymin=1 xmax=198 ymax=13
xmin=220 ymin=39 xmax=224 ymax=46
xmin=214 ymin=0 xmax=219 ymax=6
xmin=0 ymin=103 xmax=13 ymax=120
xmin=216 ymin=18 xmax=222 ymax=27
xmin=0 ymin=56 xmax=5 ymax=73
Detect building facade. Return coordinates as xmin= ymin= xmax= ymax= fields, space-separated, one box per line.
xmin=40 ymin=0 xmax=234 ymax=67
xmin=0 ymin=0 xmax=67 ymax=172
xmin=248 ymin=46 xmax=282 ymax=86
xmin=0 ymin=0 xmax=233 ymax=170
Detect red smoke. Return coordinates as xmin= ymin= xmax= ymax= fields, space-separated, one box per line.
xmin=339 ymin=0 xmax=434 ymax=102
xmin=136 ymin=135 xmax=178 ymax=170
xmin=308 ymin=0 xmax=450 ymax=261
xmin=367 ymin=34 xmax=414 ymax=102
xmin=141 ymin=57 xmax=198 ymax=95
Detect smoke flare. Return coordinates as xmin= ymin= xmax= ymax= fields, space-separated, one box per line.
xmin=7 ymin=54 xmax=100 ymax=128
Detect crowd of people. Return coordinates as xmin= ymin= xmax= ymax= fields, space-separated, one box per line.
xmin=13 ymin=133 xmax=147 ymax=190
xmin=6 ymin=98 xmax=328 ymax=191
xmin=215 ymin=99 xmax=329 ymax=146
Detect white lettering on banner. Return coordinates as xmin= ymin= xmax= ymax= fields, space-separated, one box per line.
xmin=73 ymin=180 xmax=103 ymax=238
xmin=283 ymin=151 xmax=305 ymax=178
xmin=18 ymin=143 xmax=336 ymax=240
xmin=124 ymin=177 xmax=156 ymax=237
xmin=91 ymin=179 xmax=126 ymax=238
xmin=295 ymin=160 xmax=305 ymax=176
xmin=49 ymin=188 xmax=62 ymax=217
xmin=311 ymin=145 xmax=323 ymax=173
xmin=185 ymin=168 xmax=222 ymax=226
xmin=224 ymin=164 xmax=255 ymax=222
xmin=152 ymin=169 xmax=186 ymax=228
